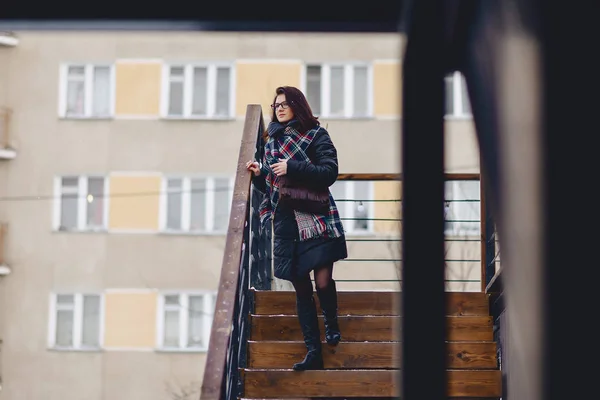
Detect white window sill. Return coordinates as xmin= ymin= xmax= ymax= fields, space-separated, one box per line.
xmin=59 ymin=116 xmax=114 ymax=121
xmin=444 ymin=230 xmax=481 ymax=238
xmin=155 ymin=347 xmax=207 ymax=353
xmin=53 ymin=228 xmax=108 ymax=234
xmin=48 ymin=346 xmax=102 ymax=352
xmin=344 ymin=230 xmax=377 ymax=237
xmin=0 ymin=34 xmax=19 ymax=47
xmin=444 ymin=114 xmax=473 ymax=121
xmin=159 ymin=230 xmax=227 ymax=237
xmin=319 ymin=116 xmax=375 ymax=121
xmin=363 ymin=234 xmax=401 ymax=239
xmin=0 ymin=148 xmax=17 ymax=159
xmin=160 ymin=115 xmax=235 ymax=122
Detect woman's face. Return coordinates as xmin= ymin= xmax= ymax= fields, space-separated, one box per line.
xmin=274 ymin=93 xmax=295 ymax=123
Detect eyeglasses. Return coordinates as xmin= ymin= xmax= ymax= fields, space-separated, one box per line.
xmin=270 ymin=101 xmax=290 ymax=110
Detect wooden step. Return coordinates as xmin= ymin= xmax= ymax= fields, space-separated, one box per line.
xmin=250 ymin=315 xmax=493 ymax=342
xmin=252 ymin=290 xmax=489 ymax=316
xmin=247 ymin=341 xmax=497 ymax=369
xmin=241 ymin=396 xmax=501 ymax=399
xmin=242 ymin=369 xmax=502 ymax=398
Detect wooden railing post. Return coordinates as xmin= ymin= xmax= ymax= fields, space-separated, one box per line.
xmin=200 ymin=105 xmax=264 ymax=400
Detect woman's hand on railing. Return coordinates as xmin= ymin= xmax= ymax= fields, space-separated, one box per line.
xmin=246 ymin=160 xmax=261 ymax=177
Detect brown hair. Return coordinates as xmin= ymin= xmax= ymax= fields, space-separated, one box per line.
xmin=262 ymin=86 xmax=319 ymax=142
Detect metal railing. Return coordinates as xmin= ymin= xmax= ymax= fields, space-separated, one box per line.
xmin=486 ymin=230 xmax=505 ymax=397
xmin=200 ymin=104 xmax=503 ymax=400
xmin=200 ymin=105 xmax=271 ymax=400
xmin=311 ymin=173 xmax=498 ymax=292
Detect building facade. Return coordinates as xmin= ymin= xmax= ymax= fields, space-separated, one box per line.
xmin=0 ymin=31 xmax=480 ymax=399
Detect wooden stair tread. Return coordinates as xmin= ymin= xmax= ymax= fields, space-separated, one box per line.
xmin=252 ymin=290 xmax=489 ymax=316
xmin=245 ymin=290 xmax=498 ymax=398
xmin=240 ymin=398 xmax=500 ymax=400
xmin=250 ymin=315 xmax=493 ymax=341
xmin=240 ymin=398 xmax=499 ymax=400
xmin=247 ymin=341 xmax=497 ymax=369
xmin=242 ymin=369 xmax=502 ymax=398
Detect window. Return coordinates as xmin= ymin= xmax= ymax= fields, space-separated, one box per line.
xmin=54 ymin=176 xmax=108 ymax=231
xmin=162 ymin=64 xmax=234 ymax=118
xmin=304 ymin=64 xmax=372 ymax=118
xmin=157 ymin=292 xmax=216 ymax=350
xmin=444 ymin=180 xmax=480 ymax=235
xmin=329 ymin=180 xmax=374 ymax=233
xmin=59 ymin=64 xmax=114 ymax=118
xmin=445 ymin=71 xmax=472 ymax=118
xmin=161 ymin=176 xmax=233 ymax=233
xmin=48 ymin=293 xmax=103 ymax=350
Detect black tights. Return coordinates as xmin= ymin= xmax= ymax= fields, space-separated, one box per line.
xmin=292 ymin=263 xmax=334 ymax=301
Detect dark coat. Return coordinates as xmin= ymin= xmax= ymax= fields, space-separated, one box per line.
xmin=253 ymin=127 xmax=348 ymax=281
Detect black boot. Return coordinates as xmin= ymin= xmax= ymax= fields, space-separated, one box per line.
xmin=292 ymin=296 xmax=324 ymax=371
xmin=316 ymin=279 xmax=342 ymax=345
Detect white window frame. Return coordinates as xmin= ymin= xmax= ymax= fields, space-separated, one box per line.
xmin=302 ymin=63 xmax=373 ymax=119
xmin=160 ymin=63 xmax=236 ymax=119
xmin=444 ymin=71 xmax=472 ymax=119
xmin=444 ymin=180 xmax=481 ymax=237
xmin=333 ymin=180 xmax=375 ymax=234
xmin=156 ymin=291 xmax=216 ymax=351
xmin=159 ymin=175 xmax=234 ymax=234
xmin=58 ymin=63 xmax=116 ymax=118
xmin=47 ymin=293 xmax=105 ymax=350
xmin=53 ymin=175 xmax=109 ymax=232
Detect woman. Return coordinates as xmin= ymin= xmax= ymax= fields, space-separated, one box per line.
xmin=246 ymin=86 xmax=348 ymax=371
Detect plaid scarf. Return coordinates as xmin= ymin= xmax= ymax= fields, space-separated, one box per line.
xmin=258 ymin=120 xmax=345 ymax=241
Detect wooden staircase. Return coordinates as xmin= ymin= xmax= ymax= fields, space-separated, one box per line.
xmin=240 ymin=290 xmax=502 ymax=399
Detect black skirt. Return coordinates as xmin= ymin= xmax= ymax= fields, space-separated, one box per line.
xmin=273 ymin=202 xmax=348 ymax=280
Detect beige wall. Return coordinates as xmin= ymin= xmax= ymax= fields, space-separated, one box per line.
xmin=115 ymin=61 xmax=162 ymax=117
xmin=236 ymin=61 xmax=302 ymax=118
xmin=373 ymin=181 xmax=402 ymax=233
xmin=373 ymin=61 xmax=402 ymax=117
xmin=328 ymin=119 xmax=402 ymax=173
xmin=0 ymin=30 xmax=481 ymax=400
xmin=104 ymin=291 xmax=157 ymax=348
xmin=445 ymin=120 xmax=480 ymax=173
xmin=101 ymin=352 xmax=206 ymax=400
xmin=108 ymin=174 xmax=161 ymax=231
xmin=0 ymin=51 xmax=9 ymax=107
xmin=0 ymin=351 xmax=205 ymax=400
